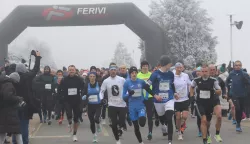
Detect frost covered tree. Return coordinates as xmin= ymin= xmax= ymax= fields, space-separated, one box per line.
xmin=149 ymin=0 xmax=218 ymax=64
xmin=138 ymin=39 xmax=146 ymax=62
xmin=112 ymin=42 xmax=136 ymax=67
xmin=8 ymin=38 xmax=57 ymax=69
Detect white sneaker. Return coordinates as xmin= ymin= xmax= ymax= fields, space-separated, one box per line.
xmin=116 ymin=139 xmax=121 ymax=144
xmin=101 ymin=119 xmax=106 ymax=125
xmin=72 ymin=135 xmax=78 ymax=142
xmin=161 ymin=125 xmax=167 ymax=135
xmin=92 ymin=134 xmax=98 ymax=143
xmin=178 ymin=133 xmax=183 ymax=140
xmin=68 ymin=124 xmax=72 ymax=133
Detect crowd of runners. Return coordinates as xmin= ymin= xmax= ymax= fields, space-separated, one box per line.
xmin=1 ymin=52 xmax=250 ymax=144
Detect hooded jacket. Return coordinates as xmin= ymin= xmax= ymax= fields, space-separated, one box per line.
xmin=0 ymin=75 xmax=22 ymax=133
xmin=226 ymin=69 xmax=250 ymax=98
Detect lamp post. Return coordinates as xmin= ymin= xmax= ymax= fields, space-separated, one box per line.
xmin=229 ymin=15 xmax=243 ymax=65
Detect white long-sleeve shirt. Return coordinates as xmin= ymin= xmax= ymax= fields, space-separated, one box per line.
xmin=100 ymin=75 xmax=126 ymax=107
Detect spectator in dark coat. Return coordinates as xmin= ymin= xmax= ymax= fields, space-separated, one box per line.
xmin=0 ymin=72 xmax=24 ymax=144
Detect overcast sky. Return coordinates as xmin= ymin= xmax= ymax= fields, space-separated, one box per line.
xmin=0 ymin=0 xmax=249 ymax=70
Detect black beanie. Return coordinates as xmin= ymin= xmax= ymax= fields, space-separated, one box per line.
xmin=160 ymin=55 xmax=171 ymax=66
xmin=90 ymin=66 xmax=97 ymax=71
xmin=129 ymin=66 xmax=138 ymax=75
xmin=140 ymin=60 xmax=149 ymax=68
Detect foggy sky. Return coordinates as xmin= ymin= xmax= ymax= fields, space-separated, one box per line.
xmin=0 ymin=0 xmax=249 ymax=70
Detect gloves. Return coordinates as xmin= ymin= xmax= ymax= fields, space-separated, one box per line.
xmin=101 ymin=99 xmax=107 ymax=105
xmin=128 ymin=90 xmax=135 ymax=96
xmin=82 ymin=95 xmax=87 ymax=100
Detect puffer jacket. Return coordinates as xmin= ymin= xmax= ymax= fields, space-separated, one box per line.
xmin=0 ymin=76 xmax=21 ymax=133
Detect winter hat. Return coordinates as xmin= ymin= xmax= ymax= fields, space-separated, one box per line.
xmin=63 ymin=67 xmax=67 ymax=71
xmin=9 ymin=72 xmax=20 ymax=83
xmin=129 ymin=66 xmax=138 ymax=75
xmin=15 ymin=63 xmax=28 ymax=73
xmin=140 ymin=60 xmax=149 ymax=68
xmin=159 ymin=55 xmax=171 ymax=66
xmin=196 ymin=67 xmax=201 ymax=71
xmin=175 ymin=62 xmax=183 ymax=68
xmin=90 ymin=66 xmax=97 ymax=72
xmin=82 ymin=73 xmax=87 ymax=76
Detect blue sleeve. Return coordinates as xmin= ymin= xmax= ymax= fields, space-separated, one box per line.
xmin=123 ymin=80 xmax=129 ymax=101
xmin=148 ymin=72 xmax=156 ymax=85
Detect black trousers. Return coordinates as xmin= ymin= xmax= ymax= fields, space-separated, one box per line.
xmin=108 ymin=106 xmax=126 ymax=141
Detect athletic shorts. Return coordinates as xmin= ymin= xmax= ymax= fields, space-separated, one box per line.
xmin=64 ymin=102 xmax=81 ymax=123
xmin=129 ymin=106 xmax=146 ymax=121
xmin=196 ymin=100 xmax=215 ymax=121
xmin=154 ymin=100 xmax=174 ymax=116
xmin=174 ymin=100 xmax=189 ymax=112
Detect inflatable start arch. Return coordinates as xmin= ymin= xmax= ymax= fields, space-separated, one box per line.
xmin=0 ymin=3 xmax=167 ymax=66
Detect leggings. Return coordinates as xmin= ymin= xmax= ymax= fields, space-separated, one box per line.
xmin=132 ymin=117 xmax=146 ymax=143
xmin=144 ymin=98 xmax=154 ymax=133
xmin=165 ymin=110 xmax=174 ymax=141
xmin=232 ymin=97 xmax=245 ymax=124
xmin=88 ymin=104 xmax=102 ymax=134
xmin=108 ymin=106 xmax=126 ymax=141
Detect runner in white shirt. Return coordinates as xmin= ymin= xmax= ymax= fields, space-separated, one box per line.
xmin=100 ymin=62 xmax=126 ymax=144
xmin=173 ymin=63 xmax=191 ymax=140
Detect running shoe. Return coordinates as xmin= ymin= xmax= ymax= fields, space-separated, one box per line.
xmin=93 ymin=134 xmax=98 ymax=143
xmin=155 ymin=119 xmax=159 ymax=127
xmin=207 ymin=135 xmax=212 ymax=144
xmin=72 ymin=135 xmax=78 ymax=142
xmin=198 ymin=131 xmax=202 ymax=137
xmin=48 ymin=120 xmax=52 ymax=125
xmin=214 ymin=134 xmax=223 ymax=142
xmin=147 ymin=132 xmax=152 ymax=140
xmin=232 ymin=120 xmax=237 ymax=125
xmin=236 ymin=123 xmax=242 ymax=132
xmin=68 ymin=124 xmax=72 ymax=133
xmin=161 ymin=125 xmax=168 ymax=136
xmin=178 ymin=132 xmax=183 ymax=140
xmin=116 ymin=140 xmax=121 ymax=144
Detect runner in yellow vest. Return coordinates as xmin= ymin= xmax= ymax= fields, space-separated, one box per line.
xmin=137 ymin=61 xmax=157 ymax=140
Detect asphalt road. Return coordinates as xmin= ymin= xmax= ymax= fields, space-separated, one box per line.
xmin=30 ymin=115 xmax=250 ymax=144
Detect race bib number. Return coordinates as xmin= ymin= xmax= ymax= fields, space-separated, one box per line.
xmin=133 ymin=89 xmax=142 ymax=97
xmin=200 ymin=91 xmax=210 ymax=99
xmin=159 ymin=93 xmax=169 ymax=99
xmin=68 ymin=88 xmax=77 ymax=95
xmin=159 ymin=82 xmax=169 ymax=91
xmin=88 ymin=95 xmax=98 ymax=102
xmin=177 ymin=87 xmax=187 ymax=98
xmin=45 ymin=84 xmax=51 ymax=90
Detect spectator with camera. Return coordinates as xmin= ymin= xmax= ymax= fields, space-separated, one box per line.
xmin=5 ymin=50 xmax=41 ymax=144
xmin=0 ymin=72 xmax=26 ymax=144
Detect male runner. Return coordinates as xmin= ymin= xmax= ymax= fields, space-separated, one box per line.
xmin=100 ymin=63 xmax=126 ymax=144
